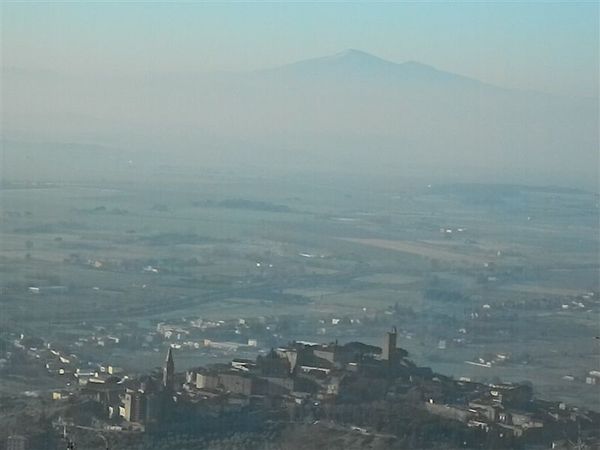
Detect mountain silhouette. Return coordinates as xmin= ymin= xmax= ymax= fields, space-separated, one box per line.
xmin=3 ymin=50 xmax=597 ymax=188
xmin=258 ymin=49 xmax=487 ymax=89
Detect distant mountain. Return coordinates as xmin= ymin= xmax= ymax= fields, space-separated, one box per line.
xmin=3 ymin=50 xmax=598 ymax=189
xmin=259 ymin=49 xmax=487 ymax=88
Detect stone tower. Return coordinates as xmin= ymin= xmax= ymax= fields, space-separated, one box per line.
xmin=382 ymin=326 xmax=397 ymax=361
xmin=163 ymin=346 xmax=175 ymax=391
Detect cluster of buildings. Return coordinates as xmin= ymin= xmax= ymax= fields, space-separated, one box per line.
xmin=58 ymin=327 xmax=596 ymax=448
xmin=184 ymin=327 xmax=403 ymax=402
xmin=425 ymin=382 xmax=542 ymax=437
xmin=70 ymin=328 xmax=411 ymax=430
xmin=4 ymin=323 xmax=599 ymax=448
xmin=10 ymin=335 xmax=127 ymax=392
xmin=75 ymin=348 xmax=178 ymax=431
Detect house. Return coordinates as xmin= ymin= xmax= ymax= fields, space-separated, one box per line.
xmin=219 ymin=372 xmax=256 ymax=396
xmin=196 ymin=370 xmax=220 ymax=390
xmin=489 ymin=383 xmax=533 ymax=408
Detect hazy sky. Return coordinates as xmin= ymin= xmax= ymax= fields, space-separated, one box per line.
xmin=2 ymin=2 xmax=598 ymax=98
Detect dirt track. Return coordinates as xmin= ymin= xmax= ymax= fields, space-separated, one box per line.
xmin=340 ymin=238 xmax=489 ymax=265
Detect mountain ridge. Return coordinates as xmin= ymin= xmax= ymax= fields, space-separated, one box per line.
xmin=255 ymin=49 xmax=488 ymax=89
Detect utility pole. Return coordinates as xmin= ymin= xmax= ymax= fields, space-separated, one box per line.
xmin=62 ymin=425 xmax=76 ymax=450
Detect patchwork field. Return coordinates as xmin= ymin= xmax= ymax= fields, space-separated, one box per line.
xmin=1 ymin=166 xmax=599 ymax=410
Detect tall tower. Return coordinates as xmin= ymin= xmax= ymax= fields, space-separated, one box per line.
xmin=382 ymin=326 xmax=397 ymax=362
xmin=163 ymin=347 xmax=175 ymax=391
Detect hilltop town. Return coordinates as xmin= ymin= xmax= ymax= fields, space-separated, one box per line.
xmin=4 ymin=328 xmax=599 ymax=449
xmin=3 ymin=2 xmax=600 ymax=449
xmin=1 ymin=176 xmax=598 ymax=450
